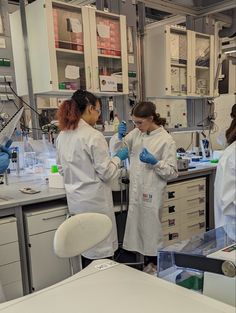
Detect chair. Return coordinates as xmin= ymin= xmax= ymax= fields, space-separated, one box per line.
xmin=53 ymin=212 xmax=112 ymax=274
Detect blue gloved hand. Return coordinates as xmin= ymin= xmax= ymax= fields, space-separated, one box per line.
xmin=0 ymin=152 xmax=10 ymax=174
xmin=118 ymin=121 xmax=127 ymax=140
xmin=0 ymin=139 xmax=12 ymax=158
xmin=139 ymin=148 xmax=158 ymax=165
xmin=115 ymin=147 xmax=129 ymax=161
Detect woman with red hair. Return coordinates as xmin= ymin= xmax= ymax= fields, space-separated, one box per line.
xmin=56 ymin=90 xmax=127 ymax=263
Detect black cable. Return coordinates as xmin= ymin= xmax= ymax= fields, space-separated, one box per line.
xmin=8 ymin=83 xmax=41 ymax=117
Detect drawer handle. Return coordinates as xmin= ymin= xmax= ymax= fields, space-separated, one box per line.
xmin=188 ymin=184 xmax=205 ymax=190
xmin=187 ymin=211 xmax=199 ymax=215
xmin=162 ymin=219 xmax=176 ymax=227
xmin=187 ymin=197 xmax=205 ymax=203
xmin=187 ymin=209 xmax=205 ymax=216
xmin=168 ymin=191 xmax=175 ymax=199
xmin=168 ymin=219 xmax=176 ymax=227
xmin=42 ymin=213 xmax=67 ymax=221
xmin=188 ymin=223 xmax=199 ymax=228
xmin=188 ymin=222 xmax=205 ymax=229
xmin=168 ymin=206 xmax=176 ymax=213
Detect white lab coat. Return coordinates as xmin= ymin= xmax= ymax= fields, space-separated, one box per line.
xmin=110 ymin=127 xmax=178 ymax=255
xmin=56 ymin=119 xmax=120 ymax=259
xmin=214 ymin=141 xmax=236 ymax=228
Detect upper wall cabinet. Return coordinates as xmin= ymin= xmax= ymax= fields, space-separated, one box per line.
xmin=144 ymin=25 xmax=215 ymax=98
xmin=10 ymin=0 xmax=128 ymax=96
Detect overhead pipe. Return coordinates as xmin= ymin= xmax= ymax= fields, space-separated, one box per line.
xmin=219 ymin=8 xmax=236 ymax=38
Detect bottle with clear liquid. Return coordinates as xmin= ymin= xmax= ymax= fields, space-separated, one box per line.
xmin=23 ymin=134 xmax=36 ymax=173
xmin=113 ymin=115 xmax=120 ymax=133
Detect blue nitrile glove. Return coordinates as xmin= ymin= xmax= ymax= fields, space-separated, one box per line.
xmin=0 ymin=139 xmax=13 ymax=158
xmin=115 ymin=147 xmax=129 ymax=161
xmin=139 ymin=148 xmax=158 ymax=165
xmin=118 ymin=121 xmax=127 ymax=140
xmin=0 ymin=152 xmax=10 ymax=174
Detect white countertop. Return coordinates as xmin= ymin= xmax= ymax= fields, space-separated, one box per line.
xmin=0 ymin=173 xmax=66 ymax=210
xmin=0 ymin=260 xmax=234 ymax=313
xmin=0 ymin=162 xmax=216 ymax=211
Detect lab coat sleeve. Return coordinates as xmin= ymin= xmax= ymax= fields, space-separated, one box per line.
xmin=91 ymin=133 xmax=121 ymax=182
xmin=153 ymin=140 xmax=178 ymax=180
xmin=217 ymin=159 xmax=236 ymax=218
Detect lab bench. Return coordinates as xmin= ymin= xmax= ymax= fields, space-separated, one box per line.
xmin=0 ymin=164 xmax=216 ymax=301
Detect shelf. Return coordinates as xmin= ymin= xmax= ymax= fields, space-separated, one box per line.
xmin=38 ymin=107 xmax=58 ymax=110
xmin=56 ymin=48 xmax=84 ymax=55
xmin=171 ymin=92 xmax=187 ymax=96
xmin=171 ymin=63 xmax=187 ymax=68
xmin=98 ymin=54 xmax=121 ymax=59
xmin=196 ymin=66 xmax=209 ymax=70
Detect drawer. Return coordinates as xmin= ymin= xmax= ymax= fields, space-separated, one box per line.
xmin=181 ymin=206 xmax=205 ymax=224
xmin=164 ymin=183 xmax=183 ymax=202
xmin=3 ymin=281 xmax=23 ymax=301
xmin=182 ymin=195 xmax=206 ymax=211
xmin=181 ymin=178 xmax=206 ymax=197
xmin=163 ymin=227 xmax=181 ymax=246
xmin=181 ymin=221 xmax=205 ymax=240
xmin=161 ymin=215 xmax=181 ymax=231
xmin=25 ymin=207 xmax=68 ymax=235
xmin=0 ymin=242 xmax=20 ymax=266
xmin=0 ymin=217 xmax=18 ymax=245
xmin=0 ymin=261 xmax=22 ymax=285
xmin=162 ymin=199 xmax=182 ymax=218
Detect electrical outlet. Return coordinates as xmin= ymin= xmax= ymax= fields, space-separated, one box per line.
xmin=4 ymin=76 xmax=13 ymax=83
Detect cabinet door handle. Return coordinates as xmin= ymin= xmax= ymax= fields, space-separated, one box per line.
xmin=88 ymin=66 xmax=92 ymax=89
xmin=96 ymin=66 xmax=100 ymax=90
xmin=189 ymin=76 xmax=192 ymax=93
xmin=42 ymin=213 xmax=67 ymax=221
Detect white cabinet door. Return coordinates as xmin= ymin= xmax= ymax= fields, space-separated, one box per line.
xmin=166 ymin=26 xmax=190 ymax=97
xmin=144 ymin=24 xmax=215 ymax=98
xmin=25 ymin=206 xmax=71 ymax=292
xmin=88 ymin=8 xmax=128 ymax=95
xmin=0 ymin=217 xmax=23 ymax=301
xmin=191 ymin=32 xmax=215 ymax=97
xmin=11 ymin=0 xmax=128 ymax=96
xmin=28 ymin=231 xmax=70 ymax=291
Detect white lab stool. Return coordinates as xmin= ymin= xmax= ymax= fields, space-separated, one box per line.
xmin=53 ymin=213 xmax=112 ymax=274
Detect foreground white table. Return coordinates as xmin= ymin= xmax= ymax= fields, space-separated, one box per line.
xmin=0 ymin=260 xmax=234 ymax=313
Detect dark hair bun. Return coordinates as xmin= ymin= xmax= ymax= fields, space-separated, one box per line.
xmin=72 ymin=89 xmax=89 ymax=112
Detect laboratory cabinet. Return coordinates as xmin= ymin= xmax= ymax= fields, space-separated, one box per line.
xmin=144 ymin=24 xmax=215 ymax=98
xmin=10 ymin=0 xmax=128 ymax=96
xmin=0 ymin=217 xmax=23 ymax=301
xmin=24 ymin=204 xmax=71 ymax=292
xmin=162 ymin=178 xmax=206 ymax=246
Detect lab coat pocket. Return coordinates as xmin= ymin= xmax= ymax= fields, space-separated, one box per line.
xmin=142 ymin=188 xmax=156 ymax=209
